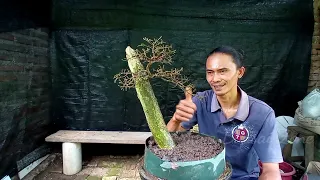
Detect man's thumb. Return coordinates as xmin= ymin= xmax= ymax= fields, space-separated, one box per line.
xmin=185 ymin=86 xmax=193 ymax=102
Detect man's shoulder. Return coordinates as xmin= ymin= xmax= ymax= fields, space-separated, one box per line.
xmin=248 ymin=95 xmax=274 ymax=116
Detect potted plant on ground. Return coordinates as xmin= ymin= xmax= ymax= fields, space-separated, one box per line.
xmin=114 ymin=37 xmax=231 ymax=179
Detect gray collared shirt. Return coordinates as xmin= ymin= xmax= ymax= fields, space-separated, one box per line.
xmin=181 ymin=88 xmax=283 ymax=179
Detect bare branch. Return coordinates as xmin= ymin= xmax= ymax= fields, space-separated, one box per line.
xmin=114 ymin=37 xmax=195 ymax=95
xmin=135 ymin=37 xmax=176 ymax=65
xmin=113 ymin=69 xmax=135 ymax=91
xmin=151 ymin=65 xmax=193 ymax=92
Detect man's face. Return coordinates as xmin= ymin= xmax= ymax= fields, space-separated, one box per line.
xmin=206 ymin=53 xmax=245 ymax=96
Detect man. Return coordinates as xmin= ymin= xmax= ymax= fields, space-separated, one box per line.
xmin=167 ymin=46 xmax=283 ymax=180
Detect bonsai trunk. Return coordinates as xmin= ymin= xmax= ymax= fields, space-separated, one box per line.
xmin=125 ymin=46 xmax=175 ymax=149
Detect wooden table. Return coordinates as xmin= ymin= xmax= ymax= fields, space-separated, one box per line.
xmin=286 ymin=126 xmax=316 ymax=168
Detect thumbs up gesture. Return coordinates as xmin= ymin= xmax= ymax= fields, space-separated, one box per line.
xmin=173 ymin=86 xmax=197 ymax=122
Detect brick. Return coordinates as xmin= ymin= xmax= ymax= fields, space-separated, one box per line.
xmin=0 ymin=75 xmax=17 ymax=81
xmin=311 ymin=61 xmax=320 ymax=69
xmin=119 ymin=170 xmax=136 ymax=178
xmin=0 ymin=52 xmax=48 ymax=65
xmin=14 ymin=55 xmax=48 ymax=64
xmin=102 ymin=176 xmax=117 ymax=180
xmin=29 ymin=29 xmax=48 ymax=41
xmin=89 ymin=167 xmax=109 ymax=177
xmin=30 ymin=83 xmax=50 ymax=90
xmin=0 ymin=65 xmax=24 ymax=71
xmin=311 ymin=60 xmax=320 ymax=67
xmin=312 ymin=44 xmax=320 ymax=49
xmin=312 ymin=49 xmax=317 ymax=55
xmin=106 ymin=168 xmax=122 ymax=176
xmin=0 ymin=55 xmax=13 ymax=61
xmin=0 ymin=41 xmax=29 ymax=53
xmin=38 ymin=56 xmax=49 ymax=64
xmin=31 ymin=65 xmax=49 ymax=72
xmin=0 ymin=40 xmax=48 ymax=56
xmin=308 ymin=80 xmax=317 ymax=87
xmin=77 ymin=167 xmax=94 ymax=175
xmin=13 ymin=34 xmax=48 ymax=48
xmin=313 ymin=36 xmax=320 ymax=43
xmin=0 ymin=33 xmax=15 ymax=41
xmin=16 ymin=29 xmax=48 ymax=41
xmin=311 ymin=55 xmax=320 ymax=61
xmin=311 ymin=66 xmax=320 ymax=73
xmin=309 ymin=73 xmax=320 ymax=81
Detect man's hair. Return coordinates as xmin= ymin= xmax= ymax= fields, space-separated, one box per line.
xmin=207 ymin=46 xmax=244 ymax=69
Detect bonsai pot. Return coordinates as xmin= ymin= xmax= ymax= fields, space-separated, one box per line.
xmin=138 ymin=132 xmax=232 ymax=180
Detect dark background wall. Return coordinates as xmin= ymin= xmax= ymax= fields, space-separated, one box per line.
xmin=51 ymin=0 xmax=314 ymax=132
xmin=0 ymin=0 xmax=52 ymax=178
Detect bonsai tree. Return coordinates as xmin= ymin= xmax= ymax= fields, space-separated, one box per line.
xmin=114 ymin=37 xmax=194 ymax=149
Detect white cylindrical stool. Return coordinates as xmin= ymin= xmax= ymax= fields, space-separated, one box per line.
xmin=62 ymin=142 xmax=82 ymax=175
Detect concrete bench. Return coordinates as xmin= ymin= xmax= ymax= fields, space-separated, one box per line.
xmin=45 ymin=130 xmax=152 ymax=175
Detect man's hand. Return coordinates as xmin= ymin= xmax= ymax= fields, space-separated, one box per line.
xmin=167 ymin=87 xmax=197 ymax=132
xmin=259 ymin=163 xmax=281 ymax=180
xmin=173 ymin=87 xmax=197 ymax=122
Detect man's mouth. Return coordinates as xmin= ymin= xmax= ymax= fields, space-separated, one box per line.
xmin=213 ymin=85 xmax=224 ymax=91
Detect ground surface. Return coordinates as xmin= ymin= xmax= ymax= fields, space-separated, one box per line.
xmin=27 ymin=153 xmax=143 ymax=180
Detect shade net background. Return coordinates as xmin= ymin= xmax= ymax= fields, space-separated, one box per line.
xmin=51 ymin=0 xmax=314 ymax=131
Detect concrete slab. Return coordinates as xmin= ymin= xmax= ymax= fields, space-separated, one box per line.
xmin=45 ymin=130 xmax=151 ymax=144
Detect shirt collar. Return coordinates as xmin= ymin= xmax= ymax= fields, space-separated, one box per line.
xmin=211 ymin=86 xmax=249 ymax=121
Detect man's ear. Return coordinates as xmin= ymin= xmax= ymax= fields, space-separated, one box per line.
xmin=238 ymin=66 xmax=245 ymax=78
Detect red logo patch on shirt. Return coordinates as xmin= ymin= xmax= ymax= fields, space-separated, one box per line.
xmin=232 ymin=124 xmax=249 ymax=142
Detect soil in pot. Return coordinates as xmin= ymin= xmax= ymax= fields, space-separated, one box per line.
xmin=147 ymin=132 xmax=224 ymax=162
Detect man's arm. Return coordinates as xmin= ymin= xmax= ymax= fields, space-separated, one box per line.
xmin=253 ymin=109 xmax=283 ymax=179
xmin=259 ymin=163 xmax=281 ymax=180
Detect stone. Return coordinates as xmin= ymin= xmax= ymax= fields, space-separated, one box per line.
xmin=33 ymin=172 xmax=87 ymax=180
xmin=135 ymin=170 xmax=140 ymax=178
xmin=102 ymin=176 xmax=118 ymax=180
xmin=75 ymin=175 xmax=89 ymax=180
xmin=86 ymin=176 xmax=101 ymax=180
xmin=123 ymin=160 xmax=138 ymax=170
xmin=106 ymin=168 xmax=122 ymax=176
xmin=98 ymin=161 xmax=124 ymax=168
xmin=119 ymin=170 xmax=136 ymax=178
xmin=90 ymin=167 xmax=109 ymax=177
xmin=77 ymin=167 xmax=94 ymax=176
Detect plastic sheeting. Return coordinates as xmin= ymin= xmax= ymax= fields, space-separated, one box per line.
xmin=51 ymin=0 xmax=314 ymax=131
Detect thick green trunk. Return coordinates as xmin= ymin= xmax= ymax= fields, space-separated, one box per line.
xmin=126 ymin=46 xmax=175 ymax=149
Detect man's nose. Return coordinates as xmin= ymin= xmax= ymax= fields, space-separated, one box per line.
xmin=212 ymin=73 xmax=221 ymax=82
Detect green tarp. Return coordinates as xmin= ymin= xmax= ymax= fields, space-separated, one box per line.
xmin=51 ymin=0 xmax=314 ymax=131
